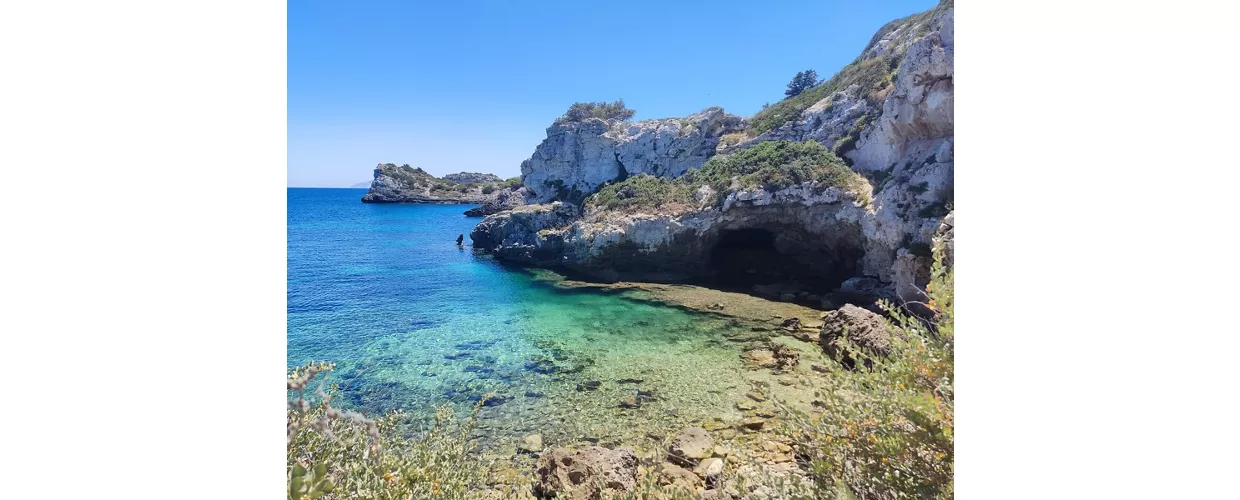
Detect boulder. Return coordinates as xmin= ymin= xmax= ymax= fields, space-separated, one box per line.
xmin=657 ymin=462 xmax=701 ymax=493
xmin=693 ymin=457 xmax=725 ymax=486
xmin=519 ymin=434 xmax=543 ymax=454
xmin=533 ymin=446 xmax=639 ymax=498
xmin=668 ymin=427 xmax=714 ymax=466
xmin=818 ymin=304 xmax=899 ymax=370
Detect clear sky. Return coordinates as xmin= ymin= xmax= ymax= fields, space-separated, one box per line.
xmin=289 ymin=0 xmax=938 ymax=187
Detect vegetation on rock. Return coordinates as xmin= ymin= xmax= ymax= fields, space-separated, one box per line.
xmin=586 ymin=140 xmax=869 ymax=212
xmin=784 ymin=69 xmax=821 ymax=97
xmin=555 ymin=99 xmax=636 ymax=124
xmin=745 ymin=0 xmax=952 ymax=137
xmin=777 ymin=247 xmax=954 ymax=499
xmin=689 ymin=140 xmax=867 ymax=195
xmin=588 ymin=174 xmax=695 ymax=212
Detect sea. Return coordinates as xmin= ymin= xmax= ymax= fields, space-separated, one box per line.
xmin=287 ymin=187 xmax=788 ymax=450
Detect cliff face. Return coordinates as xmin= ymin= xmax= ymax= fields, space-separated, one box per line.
xmin=473 ymin=3 xmax=953 ymax=303
xmin=520 ymin=107 xmax=743 ymax=203
xmin=361 ymin=164 xmax=522 ymax=204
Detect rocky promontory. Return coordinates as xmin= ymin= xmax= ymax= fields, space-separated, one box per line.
xmin=360 ymin=163 xmax=524 ymax=205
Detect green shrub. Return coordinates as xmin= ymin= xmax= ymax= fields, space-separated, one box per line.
xmin=588 ymin=174 xmax=695 ymax=211
xmin=556 ymin=99 xmax=636 ymax=124
xmin=481 ymin=184 xmax=497 ymax=194
xmin=583 ymin=141 xmax=870 ymax=211
xmin=286 ymin=362 xmax=495 ymax=499
xmin=689 ymin=140 xmax=869 ymax=199
xmin=777 ymin=247 xmax=954 ymax=499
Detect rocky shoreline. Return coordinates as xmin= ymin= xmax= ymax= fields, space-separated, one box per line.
xmin=341 ymin=2 xmax=954 ymax=497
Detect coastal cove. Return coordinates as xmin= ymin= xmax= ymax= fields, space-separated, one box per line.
xmin=288 ymin=188 xmax=827 ymax=457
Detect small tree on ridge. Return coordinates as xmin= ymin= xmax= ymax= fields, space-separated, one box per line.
xmin=784 ymin=69 xmax=820 ymax=97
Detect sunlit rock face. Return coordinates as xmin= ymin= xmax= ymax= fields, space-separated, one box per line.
xmin=476 ymin=6 xmax=953 ymax=302
xmin=520 ymin=107 xmax=743 ymax=204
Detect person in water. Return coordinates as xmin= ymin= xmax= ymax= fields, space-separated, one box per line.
xmin=456 ymin=234 xmax=464 ymax=245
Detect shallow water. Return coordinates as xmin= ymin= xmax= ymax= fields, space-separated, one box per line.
xmin=288 ymin=188 xmax=806 ymax=451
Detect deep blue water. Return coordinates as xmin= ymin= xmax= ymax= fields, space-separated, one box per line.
xmin=287 ymin=188 xmax=774 ymax=450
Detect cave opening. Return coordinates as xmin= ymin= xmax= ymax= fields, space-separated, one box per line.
xmin=706 ymin=227 xmax=860 ymax=295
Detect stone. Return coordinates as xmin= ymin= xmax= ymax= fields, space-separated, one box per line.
xmin=576 ymin=380 xmax=602 ymax=391
xmin=657 ymin=462 xmax=701 ymax=492
xmin=738 ymin=417 xmax=766 ymax=431
xmin=819 ymin=304 xmax=900 ymax=370
xmin=619 ymin=395 xmax=641 ymax=409
xmin=735 ymin=400 xmax=757 ymax=411
xmin=668 ymin=427 xmax=714 ymax=466
xmin=693 ymin=457 xmax=725 ymax=485
xmin=712 ymin=445 xmax=730 ymax=458
xmin=533 ymin=446 xmax=639 ymax=499
xmin=519 ymin=434 xmax=543 ymax=454
xmin=745 ymin=391 xmax=767 ymax=402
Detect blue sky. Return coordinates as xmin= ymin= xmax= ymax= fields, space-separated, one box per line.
xmin=289 ymin=0 xmax=938 ymax=187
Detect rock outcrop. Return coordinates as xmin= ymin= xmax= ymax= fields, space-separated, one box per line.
xmin=521 ymin=107 xmax=743 ymax=203
xmin=472 ymin=2 xmax=953 ymax=302
xmin=463 ymin=187 xmax=527 ymax=217
xmin=533 ymin=446 xmax=639 ymax=498
xmin=668 ymin=427 xmax=714 ymax=466
xmin=361 ymin=163 xmax=519 ymax=204
xmin=818 ymin=304 xmax=900 ymax=370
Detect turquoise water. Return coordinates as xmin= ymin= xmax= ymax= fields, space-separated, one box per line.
xmin=288 ymin=188 xmax=799 ymax=451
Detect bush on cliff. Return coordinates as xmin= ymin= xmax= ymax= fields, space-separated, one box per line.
xmin=556 ymin=99 xmax=636 ymax=124
xmin=778 ymin=247 xmax=954 ymax=499
xmin=584 ymin=140 xmax=869 ymax=212
xmin=588 ymin=174 xmax=695 ymax=212
xmin=688 ymin=140 xmax=869 ymax=198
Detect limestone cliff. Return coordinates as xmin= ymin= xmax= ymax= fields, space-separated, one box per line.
xmin=520 ymin=107 xmax=743 ymax=203
xmin=473 ymin=2 xmax=953 ymax=304
xmin=361 ymin=163 xmax=522 ymax=204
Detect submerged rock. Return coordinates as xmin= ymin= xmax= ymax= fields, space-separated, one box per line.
xmin=619 ymin=395 xmax=641 ymax=409
xmin=533 ymin=446 xmax=638 ymax=498
xmin=741 ymin=343 xmax=800 ymax=372
xmin=519 ymin=434 xmax=544 ymax=454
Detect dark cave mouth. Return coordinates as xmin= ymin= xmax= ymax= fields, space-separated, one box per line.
xmin=706 ymin=227 xmax=860 ymax=293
